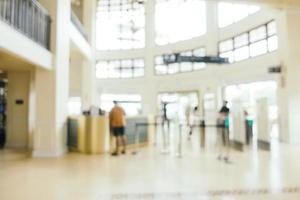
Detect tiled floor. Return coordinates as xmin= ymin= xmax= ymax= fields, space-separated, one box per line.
xmin=0 ymin=130 xmax=300 ymax=200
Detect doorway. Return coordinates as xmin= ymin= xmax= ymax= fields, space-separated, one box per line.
xmin=224 ymin=81 xmax=279 ymax=146
xmin=0 ymin=71 xmax=30 ymax=149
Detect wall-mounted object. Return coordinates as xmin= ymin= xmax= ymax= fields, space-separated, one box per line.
xmin=268 ymin=65 xmax=281 ymax=73
xmin=15 ymin=99 xmax=24 ymax=105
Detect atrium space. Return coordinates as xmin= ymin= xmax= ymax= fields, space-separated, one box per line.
xmin=1 ymin=0 xmax=300 ymax=199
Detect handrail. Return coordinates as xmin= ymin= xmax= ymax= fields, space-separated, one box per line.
xmin=31 ymin=0 xmax=50 ymax=16
xmin=71 ymin=11 xmax=88 ymax=40
xmin=0 ymin=0 xmax=51 ymax=49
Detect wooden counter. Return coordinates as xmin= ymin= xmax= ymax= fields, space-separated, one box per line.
xmin=67 ymin=116 xmax=110 ymax=154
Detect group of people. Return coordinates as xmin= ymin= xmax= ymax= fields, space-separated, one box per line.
xmin=109 ymin=99 xmax=232 ymax=161
xmin=184 ymin=100 xmax=231 ymax=162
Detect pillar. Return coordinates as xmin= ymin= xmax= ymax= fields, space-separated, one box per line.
xmin=277 ymin=9 xmax=300 ymax=144
xmin=33 ymin=0 xmax=71 ymax=157
xmin=136 ymin=0 xmax=157 ymax=116
xmin=82 ymin=0 xmax=97 ymax=109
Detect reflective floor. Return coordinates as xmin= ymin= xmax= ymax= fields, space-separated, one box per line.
xmin=0 ymin=130 xmax=300 ymax=200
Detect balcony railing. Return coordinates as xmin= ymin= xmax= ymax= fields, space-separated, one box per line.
xmin=71 ymin=11 xmax=88 ymax=41
xmin=0 ymin=0 xmax=51 ymax=49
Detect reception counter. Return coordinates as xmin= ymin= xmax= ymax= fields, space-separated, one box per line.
xmin=67 ymin=115 xmax=155 ymax=154
xmin=67 ymin=116 xmax=110 ymax=154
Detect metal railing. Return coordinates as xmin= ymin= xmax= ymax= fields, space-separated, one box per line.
xmin=0 ymin=0 xmax=51 ymax=49
xmin=71 ymin=11 xmax=88 ymax=40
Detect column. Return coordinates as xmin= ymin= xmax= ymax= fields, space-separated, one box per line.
xmin=205 ymin=1 xmax=219 ymax=55
xmin=142 ymin=0 xmax=157 ymax=116
xmin=33 ymin=0 xmax=71 ymax=157
xmin=82 ymin=0 xmax=97 ymax=109
xmin=277 ymin=9 xmax=300 ymax=144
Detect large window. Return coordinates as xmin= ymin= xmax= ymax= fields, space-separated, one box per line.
xmin=218 ymin=2 xmax=260 ymax=28
xmin=96 ymin=0 xmax=145 ymax=50
xmin=218 ymin=21 xmax=278 ymax=63
xmin=96 ymin=58 xmax=145 ymax=79
xmin=100 ymin=94 xmax=142 ymax=116
xmin=155 ymin=48 xmax=206 ymax=75
xmin=155 ymin=0 xmax=206 ymax=45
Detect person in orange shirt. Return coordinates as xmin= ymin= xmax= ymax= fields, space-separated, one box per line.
xmin=109 ymin=101 xmax=127 ymax=156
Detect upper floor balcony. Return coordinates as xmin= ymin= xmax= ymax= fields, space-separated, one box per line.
xmin=0 ymin=0 xmax=51 ymax=50
xmin=71 ymin=10 xmax=88 ymax=41
xmin=70 ymin=9 xmax=91 ymax=60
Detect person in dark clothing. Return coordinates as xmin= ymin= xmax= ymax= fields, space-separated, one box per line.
xmin=217 ymin=100 xmax=230 ymax=163
xmin=219 ymin=101 xmax=230 ymax=115
xmin=162 ymin=102 xmax=168 ymax=121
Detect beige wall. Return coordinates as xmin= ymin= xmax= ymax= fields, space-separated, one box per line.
xmin=70 ymin=54 xmax=83 ymax=97
xmin=6 ymin=72 xmax=30 ymax=148
xmin=71 ymin=0 xmax=83 ymax=22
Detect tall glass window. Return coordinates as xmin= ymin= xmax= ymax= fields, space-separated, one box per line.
xmin=96 ymin=58 xmax=145 ymax=79
xmin=155 ymin=47 xmax=206 ymax=75
xmin=96 ymin=0 xmax=145 ymax=50
xmin=155 ymin=0 xmax=206 ymax=45
xmin=218 ymin=2 xmax=260 ymax=28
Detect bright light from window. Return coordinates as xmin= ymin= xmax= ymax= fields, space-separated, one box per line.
xmin=268 ymin=35 xmax=278 ymax=52
xmin=68 ymin=97 xmax=82 ymax=116
xmin=100 ymin=94 xmax=142 ymax=116
xmin=218 ymin=2 xmax=260 ymax=28
xmin=219 ymin=21 xmax=278 ymax=62
xmin=234 ymin=46 xmax=249 ymax=62
xmin=250 ymin=40 xmax=267 ymax=57
xmin=155 ymin=0 xmax=206 ymax=45
xmin=96 ymin=58 xmax=145 ymax=79
xmin=96 ymin=0 xmax=145 ymax=51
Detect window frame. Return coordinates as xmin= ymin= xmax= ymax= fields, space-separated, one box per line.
xmin=96 ymin=58 xmax=145 ymax=79
xmin=154 ymin=47 xmax=207 ymax=76
xmin=96 ymin=0 xmax=146 ymax=51
xmin=218 ymin=20 xmax=278 ymax=63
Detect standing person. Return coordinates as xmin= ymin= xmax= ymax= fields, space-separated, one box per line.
xmin=162 ymin=102 xmax=168 ymax=122
xmin=217 ymin=101 xmax=230 ymax=162
xmin=184 ymin=104 xmax=192 ymax=138
xmin=188 ymin=106 xmax=201 ymax=140
xmin=109 ymin=101 xmax=127 ymax=156
xmin=244 ymin=110 xmax=253 ymax=145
